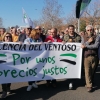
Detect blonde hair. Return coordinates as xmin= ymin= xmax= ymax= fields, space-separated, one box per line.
xmin=29 ymin=29 xmax=40 ymax=39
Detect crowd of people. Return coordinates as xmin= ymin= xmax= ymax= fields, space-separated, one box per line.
xmin=0 ymin=24 xmax=100 ymax=99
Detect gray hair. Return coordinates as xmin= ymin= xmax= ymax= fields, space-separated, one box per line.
xmin=86 ymin=25 xmax=93 ymax=30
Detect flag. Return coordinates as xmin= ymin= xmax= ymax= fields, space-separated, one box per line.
xmin=22 ymin=8 xmax=34 ymax=28
xmin=22 ymin=8 xmax=29 ymax=24
xmin=76 ymin=0 xmax=91 ymax=18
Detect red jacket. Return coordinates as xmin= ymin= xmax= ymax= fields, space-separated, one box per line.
xmin=45 ymin=36 xmax=62 ymax=42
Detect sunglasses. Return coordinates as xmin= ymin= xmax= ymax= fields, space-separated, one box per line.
xmin=5 ymin=36 xmax=11 ymax=38
xmin=36 ymin=28 xmax=41 ymax=30
xmin=87 ymin=29 xmax=92 ymax=31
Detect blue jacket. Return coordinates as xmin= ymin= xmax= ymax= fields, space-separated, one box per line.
xmin=24 ymin=37 xmax=42 ymax=44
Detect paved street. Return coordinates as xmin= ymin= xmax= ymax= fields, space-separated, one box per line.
xmin=0 ymin=66 xmax=100 ymax=100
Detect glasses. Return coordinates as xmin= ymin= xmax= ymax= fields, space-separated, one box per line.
xmin=27 ymin=28 xmax=31 ymax=30
xmin=5 ymin=36 xmax=11 ymax=38
xmin=87 ymin=29 xmax=92 ymax=31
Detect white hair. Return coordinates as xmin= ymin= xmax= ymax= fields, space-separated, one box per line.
xmin=86 ymin=25 xmax=93 ymax=30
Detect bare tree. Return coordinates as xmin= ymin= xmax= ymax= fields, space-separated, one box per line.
xmin=33 ymin=20 xmax=39 ymax=27
xmin=66 ymin=10 xmax=77 ymax=25
xmin=41 ymin=0 xmax=64 ymax=29
xmin=33 ymin=19 xmax=43 ymax=28
xmin=65 ymin=0 xmax=100 ymax=32
xmin=83 ymin=0 xmax=100 ymax=26
xmin=65 ymin=7 xmax=78 ymax=31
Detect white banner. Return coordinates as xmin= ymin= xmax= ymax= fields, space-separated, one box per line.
xmin=0 ymin=42 xmax=82 ymax=84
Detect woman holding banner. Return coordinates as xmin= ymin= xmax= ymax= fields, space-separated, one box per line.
xmin=24 ymin=29 xmax=42 ymax=91
xmin=1 ymin=32 xmax=13 ymax=99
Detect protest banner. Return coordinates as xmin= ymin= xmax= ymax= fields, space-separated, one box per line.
xmin=0 ymin=42 xmax=82 ymax=84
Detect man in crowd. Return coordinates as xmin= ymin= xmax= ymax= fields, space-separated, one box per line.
xmin=18 ymin=26 xmax=31 ymax=43
xmin=35 ymin=26 xmax=46 ymax=42
xmin=17 ymin=28 xmax=22 ymax=36
xmin=10 ymin=27 xmax=14 ymax=34
xmin=64 ymin=27 xmax=69 ymax=35
xmin=21 ymin=28 xmax=25 ymax=34
xmin=46 ymin=29 xmax=51 ymax=37
xmin=81 ymin=25 xmax=99 ymax=92
xmin=94 ymin=26 xmax=99 ymax=35
xmin=63 ymin=25 xmax=81 ymax=89
xmin=0 ymin=28 xmax=6 ymax=41
xmin=11 ymin=27 xmax=19 ymax=42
